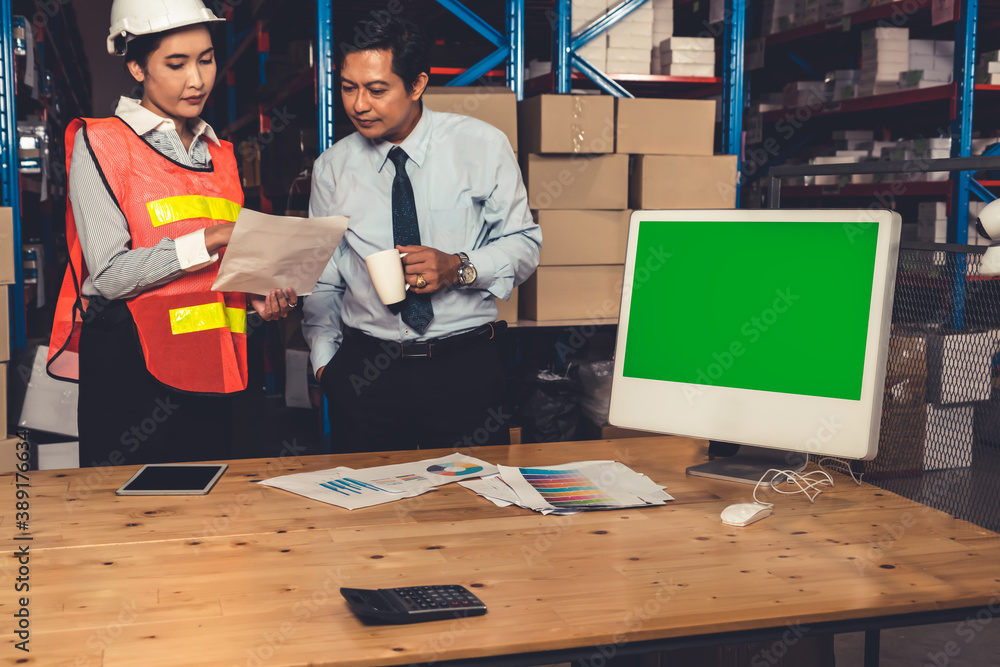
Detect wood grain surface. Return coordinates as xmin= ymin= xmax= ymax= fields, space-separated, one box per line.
xmin=3 ymin=437 xmax=999 ymax=666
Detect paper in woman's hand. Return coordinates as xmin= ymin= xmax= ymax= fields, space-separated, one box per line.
xmin=211 ymin=209 xmax=349 ymax=296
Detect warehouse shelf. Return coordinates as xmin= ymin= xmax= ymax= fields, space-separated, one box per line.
xmin=749 ymin=0 xmax=1000 ymax=242
xmin=764 ymin=0 xmax=934 ymax=46
xmin=525 ymin=71 xmax=721 ymax=97
xmin=219 ymin=67 xmax=315 ymax=139
xmin=760 ymin=84 xmax=957 ymax=123
xmin=548 ymin=0 xmax=745 ymax=201
xmin=777 ymin=181 xmax=955 ymax=198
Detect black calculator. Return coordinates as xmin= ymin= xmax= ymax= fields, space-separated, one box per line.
xmin=340 ymin=585 xmax=488 ymax=624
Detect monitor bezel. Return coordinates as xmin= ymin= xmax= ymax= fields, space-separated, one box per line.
xmin=609 ymin=208 xmax=901 ymax=461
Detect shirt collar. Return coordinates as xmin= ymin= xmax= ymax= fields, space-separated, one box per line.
xmin=114 ymin=96 xmax=221 ymax=146
xmin=373 ymin=104 xmax=433 ymax=173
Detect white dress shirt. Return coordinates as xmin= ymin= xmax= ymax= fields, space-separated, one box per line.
xmin=303 ymin=106 xmax=542 ymax=372
xmin=70 ymin=97 xmax=227 ymax=299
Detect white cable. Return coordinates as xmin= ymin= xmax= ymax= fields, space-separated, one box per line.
xmin=816 ymin=457 xmax=864 ymax=485
xmin=751 ymin=467 xmax=835 ymax=505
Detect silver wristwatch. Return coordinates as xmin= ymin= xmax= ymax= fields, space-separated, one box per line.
xmin=456 ymin=252 xmax=477 ymax=287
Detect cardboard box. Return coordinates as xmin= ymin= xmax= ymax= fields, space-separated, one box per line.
xmin=522 ymin=154 xmax=629 ymax=210
xmin=0 ymin=208 xmax=13 ymax=285
xmin=0 ymin=361 xmax=6 ymax=437
xmin=629 ymin=155 xmax=738 ymax=209
xmin=535 ymin=209 xmax=630 ymax=265
xmin=496 ymin=286 xmax=518 ymax=323
xmin=0 ymin=287 xmax=8 ymax=362
xmin=616 ymin=98 xmax=716 ymax=156
xmin=517 ymin=95 xmax=615 ymax=154
xmin=422 ymin=86 xmax=518 ymax=152
xmin=520 ymin=265 xmax=624 ymax=321
xmin=0 ymin=434 xmax=21 ymax=473
xmin=926 ymin=329 xmax=1000 ymax=404
xmin=862 ymin=328 xmax=928 ymax=478
xmin=925 ymin=404 xmax=973 ymax=470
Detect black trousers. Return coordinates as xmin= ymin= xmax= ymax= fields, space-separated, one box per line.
xmin=77 ymin=299 xmax=234 ymax=468
xmin=320 ymin=327 xmax=509 ymax=454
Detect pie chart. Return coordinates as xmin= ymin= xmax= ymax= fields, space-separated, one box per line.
xmin=427 ymin=462 xmax=484 ymax=477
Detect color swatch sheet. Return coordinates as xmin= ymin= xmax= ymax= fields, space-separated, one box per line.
xmin=259 ymin=453 xmax=497 ymax=510
xmin=460 ymin=461 xmax=673 ymax=515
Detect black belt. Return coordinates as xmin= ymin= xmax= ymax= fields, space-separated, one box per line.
xmin=344 ymin=321 xmax=507 ymax=359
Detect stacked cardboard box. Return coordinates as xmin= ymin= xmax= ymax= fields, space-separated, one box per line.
xmin=867 ymin=325 xmax=1000 ymax=477
xmin=622 ymin=98 xmax=737 ymax=210
xmin=782 ymin=80 xmax=829 ymax=108
xmin=650 ymin=0 xmax=674 ymax=74
xmin=917 ymin=200 xmax=989 ymax=245
xmin=422 ymin=87 xmax=521 ymax=321
xmin=826 ymin=69 xmax=862 ymax=100
xmin=760 ymin=0 xmax=797 ymax=34
xmin=518 ymin=95 xmax=627 ymax=321
xmin=605 ymin=0 xmax=654 ymax=75
xmin=977 ymin=49 xmax=1000 ymax=85
xmin=657 ymin=37 xmax=714 ymax=78
xmin=859 ymin=27 xmax=909 ymax=96
xmin=865 ymin=326 xmax=927 ymax=477
xmin=0 ymin=208 xmax=14 ymax=472
xmin=797 ymin=0 xmax=821 ymax=25
xmin=573 ymin=0 xmax=609 ymax=72
xmin=899 ymin=39 xmax=954 ymax=89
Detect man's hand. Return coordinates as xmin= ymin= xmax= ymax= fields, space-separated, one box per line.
xmin=249 ymin=288 xmax=298 ymax=321
xmin=205 ymin=223 xmax=236 ymax=254
xmin=397 ymin=245 xmax=461 ymax=294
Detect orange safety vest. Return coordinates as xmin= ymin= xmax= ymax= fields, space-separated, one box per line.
xmin=47 ymin=117 xmax=248 ymax=394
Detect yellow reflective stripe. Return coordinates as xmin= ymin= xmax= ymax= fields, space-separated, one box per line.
xmin=169 ymin=304 xmax=248 ymax=336
xmin=147 ymin=196 xmax=241 ymax=228
xmin=226 ymin=307 xmax=247 ymax=335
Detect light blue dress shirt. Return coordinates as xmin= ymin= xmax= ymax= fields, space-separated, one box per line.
xmin=303 ymin=106 xmax=542 ymax=373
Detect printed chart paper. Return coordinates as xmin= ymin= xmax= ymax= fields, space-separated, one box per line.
xmin=259 ymin=453 xmax=497 ymax=510
xmin=211 ymin=208 xmax=348 ymax=296
xmin=460 ymin=460 xmax=673 ymax=515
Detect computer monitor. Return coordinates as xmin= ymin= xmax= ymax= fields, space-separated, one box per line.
xmin=609 ymin=209 xmax=901 ymax=484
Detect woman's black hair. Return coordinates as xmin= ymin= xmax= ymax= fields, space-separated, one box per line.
xmin=335 ymin=17 xmax=430 ymax=93
xmin=124 ymin=32 xmax=168 ymax=73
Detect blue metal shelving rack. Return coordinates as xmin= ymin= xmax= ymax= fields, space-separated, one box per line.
xmin=0 ymin=0 xmax=24 ymax=351
xmin=551 ymin=0 xmax=746 ymax=203
xmin=316 ymin=0 xmax=526 ymax=155
xmin=951 ymin=0 xmax=996 ymax=245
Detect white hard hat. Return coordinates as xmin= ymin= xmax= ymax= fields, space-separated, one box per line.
xmin=108 ymin=0 xmax=225 ymax=56
xmin=976 ymin=199 xmax=1000 ymax=276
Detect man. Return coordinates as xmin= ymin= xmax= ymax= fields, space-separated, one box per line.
xmin=303 ymin=17 xmax=541 ymax=453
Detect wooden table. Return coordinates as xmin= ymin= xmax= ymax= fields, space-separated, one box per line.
xmin=4 ymin=437 xmax=1000 ymax=666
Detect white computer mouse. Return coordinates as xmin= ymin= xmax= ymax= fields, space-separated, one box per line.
xmin=720 ymin=502 xmax=773 ymax=527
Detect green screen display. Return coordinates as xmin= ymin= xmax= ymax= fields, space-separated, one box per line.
xmin=622 ymin=220 xmax=879 ymax=401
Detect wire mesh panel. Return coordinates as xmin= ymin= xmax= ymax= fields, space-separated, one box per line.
xmin=860 ymin=245 xmax=1000 ymax=532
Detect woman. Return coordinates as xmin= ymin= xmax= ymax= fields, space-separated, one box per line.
xmin=47 ymin=0 xmax=295 ymax=468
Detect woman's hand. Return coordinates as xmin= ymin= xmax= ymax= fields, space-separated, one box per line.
xmin=249 ymin=288 xmax=298 ymax=321
xmin=205 ymin=223 xmax=236 ymax=254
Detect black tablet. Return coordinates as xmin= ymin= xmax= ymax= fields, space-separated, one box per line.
xmin=115 ymin=464 xmax=228 ymax=496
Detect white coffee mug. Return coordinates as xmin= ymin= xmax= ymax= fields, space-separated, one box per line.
xmin=365 ymin=248 xmax=410 ymax=305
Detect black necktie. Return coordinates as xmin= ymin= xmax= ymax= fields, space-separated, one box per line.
xmin=388 ymin=146 xmax=433 ymax=334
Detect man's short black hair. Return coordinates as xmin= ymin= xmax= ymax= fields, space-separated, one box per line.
xmin=336 ymin=17 xmax=430 ymax=93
